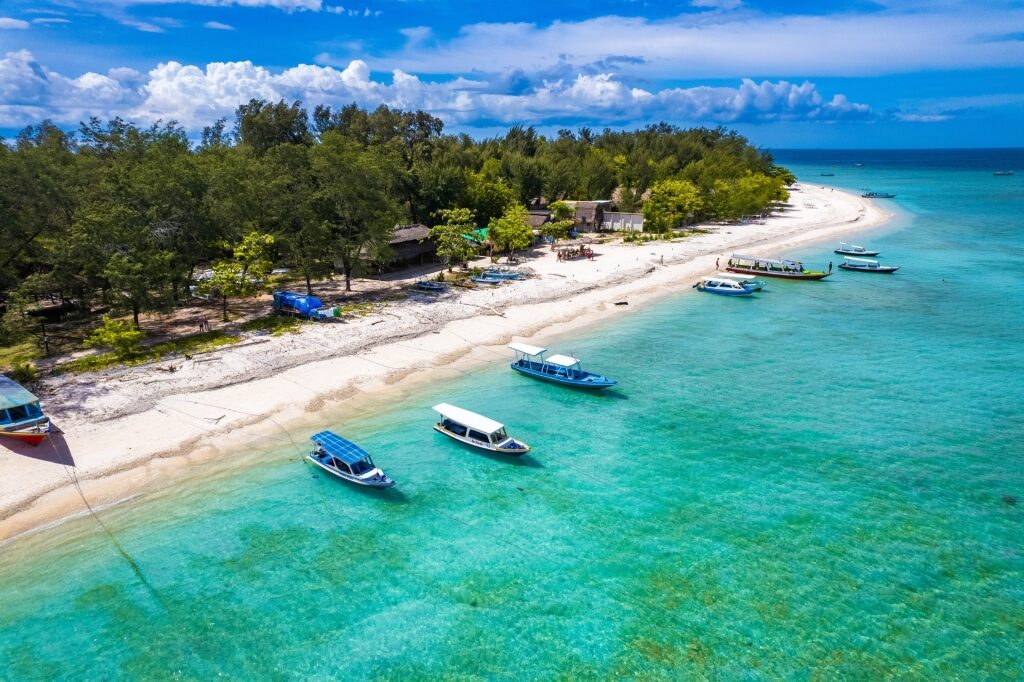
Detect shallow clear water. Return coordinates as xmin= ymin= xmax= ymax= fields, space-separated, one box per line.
xmin=1 ymin=150 xmax=1022 ymax=679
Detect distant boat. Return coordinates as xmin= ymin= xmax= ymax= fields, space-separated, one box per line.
xmin=694 ymin=277 xmax=756 ymax=296
xmin=308 ymin=431 xmax=395 ymax=487
xmin=469 ymin=275 xmax=503 ymax=286
xmin=838 ymin=256 xmax=900 ymax=273
xmin=834 ymin=242 xmax=880 ymax=257
xmin=0 ymin=374 xmax=50 ymax=447
xmin=820 ymin=172 xmax=834 ymax=177
xmin=854 ymin=163 xmax=865 ymax=167
xmin=482 ymin=267 xmax=526 ymax=280
xmin=715 ymin=272 xmax=766 ymax=291
xmin=993 ymin=170 xmax=1014 ymax=176
xmin=433 ymin=403 xmax=530 ymax=455
xmin=415 ymin=280 xmax=448 ymax=292
xmin=727 ymin=254 xmax=831 ymax=280
xmin=507 ymin=343 xmax=617 ymax=390
xmin=862 ymin=191 xmax=896 ymax=199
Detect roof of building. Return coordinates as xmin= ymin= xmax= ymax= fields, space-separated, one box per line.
xmin=390 ymin=224 xmax=431 ymax=244
xmin=526 ymin=213 xmax=550 ymax=228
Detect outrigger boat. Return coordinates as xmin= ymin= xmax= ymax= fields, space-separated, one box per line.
xmin=727 ymin=254 xmax=831 ymax=280
xmin=862 ymin=191 xmax=896 ymax=199
xmin=415 ymin=280 xmax=448 ymax=292
xmin=715 ymin=272 xmax=766 ymax=291
xmin=0 ymin=374 xmax=50 ymax=447
xmin=308 ymin=431 xmax=394 ymax=488
xmin=838 ymin=256 xmax=900 ymax=273
xmin=693 ymin=277 xmax=755 ymax=297
xmin=834 ymin=242 xmax=880 ymax=257
xmin=468 ymin=275 xmax=503 ymax=286
xmin=482 ymin=267 xmax=526 ymax=280
xmin=507 ymin=343 xmax=617 ymax=389
xmin=433 ymin=403 xmax=530 ymax=455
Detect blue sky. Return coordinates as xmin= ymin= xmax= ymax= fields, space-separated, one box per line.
xmin=1 ymin=0 xmax=1023 ymax=147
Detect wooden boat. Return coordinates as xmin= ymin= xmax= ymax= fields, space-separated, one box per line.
xmin=862 ymin=191 xmax=896 ymax=199
xmin=308 ymin=431 xmax=394 ymax=488
xmin=693 ymin=277 xmax=755 ymax=296
xmin=715 ymin=272 xmax=766 ymax=291
xmin=507 ymin=343 xmax=617 ymax=390
xmin=415 ymin=280 xmax=448 ymax=292
xmin=726 ymin=254 xmax=831 ymax=280
xmin=993 ymin=170 xmax=1014 ymax=176
xmin=0 ymin=374 xmax=50 ymax=447
xmin=433 ymin=403 xmax=530 ymax=455
xmin=835 ymin=242 xmax=880 ymax=257
xmin=838 ymin=256 xmax=900 ymax=273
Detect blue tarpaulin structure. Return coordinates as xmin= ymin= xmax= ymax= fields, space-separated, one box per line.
xmin=273 ymin=291 xmax=325 ymax=318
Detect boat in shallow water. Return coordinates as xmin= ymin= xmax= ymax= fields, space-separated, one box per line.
xmin=834 ymin=242 xmax=880 ymax=257
xmin=308 ymin=431 xmax=395 ymax=487
xmin=433 ymin=403 xmax=530 ymax=455
xmin=838 ymin=256 xmax=900 ymax=273
xmin=715 ymin=272 xmax=766 ymax=291
xmin=694 ymin=277 xmax=756 ymax=296
xmin=507 ymin=343 xmax=617 ymax=389
xmin=862 ymin=191 xmax=896 ymax=199
xmin=726 ymin=254 xmax=831 ymax=280
xmin=993 ymin=170 xmax=1014 ymax=176
xmin=0 ymin=375 xmax=50 ymax=447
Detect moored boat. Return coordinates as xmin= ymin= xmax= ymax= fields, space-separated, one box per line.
xmin=715 ymin=272 xmax=766 ymax=291
xmin=834 ymin=242 xmax=880 ymax=257
xmin=993 ymin=170 xmax=1014 ymax=176
xmin=507 ymin=343 xmax=617 ymax=389
xmin=726 ymin=254 xmax=831 ymax=280
xmin=837 ymin=256 xmax=900 ymax=273
xmin=469 ymin=275 xmax=503 ymax=286
xmin=433 ymin=403 xmax=530 ymax=455
xmin=862 ymin=191 xmax=896 ymax=199
xmin=0 ymin=374 xmax=50 ymax=447
xmin=693 ymin=277 xmax=756 ymax=296
xmin=308 ymin=431 xmax=394 ymax=487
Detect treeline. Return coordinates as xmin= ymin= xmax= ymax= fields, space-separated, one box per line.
xmin=0 ymin=99 xmax=792 ymax=342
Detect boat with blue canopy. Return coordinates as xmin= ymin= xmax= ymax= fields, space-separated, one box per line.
xmin=0 ymin=374 xmax=50 ymax=447
xmin=507 ymin=343 xmax=617 ymax=390
xmin=308 ymin=431 xmax=395 ymax=487
xmin=433 ymin=403 xmax=530 ymax=455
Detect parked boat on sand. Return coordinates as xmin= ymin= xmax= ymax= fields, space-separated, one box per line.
xmin=415 ymin=280 xmax=448 ymax=292
xmin=507 ymin=343 xmax=617 ymax=389
xmin=838 ymin=256 xmax=900 ymax=273
xmin=433 ymin=403 xmax=530 ymax=455
xmin=727 ymin=254 xmax=831 ymax=280
xmin=0 ymin=375 xmax=50 ymax=447
xmin=308 ymin=431 xmax=395 ymax=487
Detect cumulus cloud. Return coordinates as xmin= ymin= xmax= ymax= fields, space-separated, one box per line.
xmin=0 ymin=18 xmax=31 ymax=29
xmin=0 ymin=50 xmax=872 ymax=132
xmin=204 ymin=20 xmax=235 ymax=29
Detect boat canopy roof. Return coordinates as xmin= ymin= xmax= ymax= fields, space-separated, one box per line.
xmin=838 ymin=243 xmax=865 ymax=249
xmin=731 ymin=254 xmax=799 ymax=266
xmin=508 ymin=342 xmax=546 ymax=356
xmin=0 ymin=374 xmax=38 ymax=411
xmin=844 ymin=256 xmax=878 ymax=264
xmin=716 ymin=271 xmax=755 ymax=281
xmin=433 ymin=403 xmax=504 ymax=434
xmin=310 ymin=430 xmax=371 ymax=465
xmin=545 ymin=354 xmax=580 ymax=368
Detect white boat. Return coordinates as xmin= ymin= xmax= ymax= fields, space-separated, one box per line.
xmin=715 ymin=272 xmax=766 ymax=291
xmin=837 ymin=256 xmax=900 ymax=273
xmin=433 ymin=403 xmax=530 ymax=455
xmin=308 ymin=431 xmax=395 ymax=487
xmin=693 ymin=277 xmax=755 ymax=296
xmin=834 ymin=242 xmax=880 ymax=257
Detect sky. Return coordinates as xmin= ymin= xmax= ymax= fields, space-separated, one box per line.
xmin=1 ymin=0 xmax=1023 ymax=147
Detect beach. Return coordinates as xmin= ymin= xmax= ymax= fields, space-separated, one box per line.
xmin=0 ymin=183 xmax=890 ymax=542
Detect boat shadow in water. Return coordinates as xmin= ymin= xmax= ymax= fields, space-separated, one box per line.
xmin=441 ymin=436 xmax=544 ymax=468
xmin=311 ymin=474 xmax=411 ymax=503
xmin=3 ymin=427 xmax=75 ymax=467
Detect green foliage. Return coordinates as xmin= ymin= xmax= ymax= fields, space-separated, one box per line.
xmin=548 ymin=201 xmax=574 ymax=221
xmin=466 ymin=173 xmax=517 ymax=228
xmin=239 ymin=314 xmax=304 ymax=336
xmin=65 ymin=331 xmax=238 ymax=374
xmin=8 ymin=361 xmax=36 ymax=384
xmin=84 ymin=315 xmax=144 ymax=358
xmin=643 ymin=179 xmax=704 ymax=232
xmin=431 ymin=207 xmax=478 ymax=270
xmin=489 ymin=204 xmax=534 ymax=255
xmin=541 ymin=219 xmax=574 ymax=241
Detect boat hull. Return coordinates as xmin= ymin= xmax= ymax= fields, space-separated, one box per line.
xmin=510 ymin=363 xmax=616 ymax=389
xmin=469 ymin=277 xmax=502 ymax=286
xmin=307 ymin=455 xmax=395 ymax=487
xmin=694 ymin=284 xmax=754 ymax=296
xmin=433 ymin=424 xmax=530 ymax=455
xmin=726 ymin=267 xmax=831 ymax=281
xmin=838 ymin=264 xmax=899 ymax=273
xmin=0 ymin=420 xmax=50 ymax=447
xmin=834 ymin=249 xmax=880 ymax=257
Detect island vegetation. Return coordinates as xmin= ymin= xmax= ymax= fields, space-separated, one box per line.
xmin=0 ymin=100 xmax=793 ymax=371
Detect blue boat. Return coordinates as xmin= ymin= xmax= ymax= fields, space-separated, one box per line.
xmin=507 ymin=343 xmax=617 ymax=390
xmin=482 ymin=267 xmax=526 ymax=280
xmin=693 ymin=277 xmax=755 ymax=296
xmin=469 ymin=275 xmax=503 ymax=286
xmin=308 ymin=431 xmax=395 ymax=488
xmin=415 ymin=280 xmax=448 ymax=292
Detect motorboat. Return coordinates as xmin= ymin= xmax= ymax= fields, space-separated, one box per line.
xmin=433 ymin=403 xmax=530 ymax=455
xmin=0 ymin=374 xmax=50 ymax=447
xmin=837 ymin=256 xmax=900 ymax=273
xmin=468 ymin=275 xmax=503 ymax=286
xmin=727 ymin=254 xmax=831 ymax=280
xmin=693 ymin=277 xmax=756 ymax=296
xmin=507 ymin=343 xmax=617 ymax=389
xmin=993 ymin=171 xmax=1014 ymax=176
xmin=715 ymin=272 xmax=766 ymax=291
xmin=862 ymin=191 xmax=896 ymax=199
xmin=308 ymin=431 xmax=395 ymax=488
xmin=834 ymin=242 xmax=880 ymax=257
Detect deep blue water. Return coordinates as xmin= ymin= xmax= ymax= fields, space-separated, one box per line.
xmin=0 ymin=150 xmax=1021 ymax=679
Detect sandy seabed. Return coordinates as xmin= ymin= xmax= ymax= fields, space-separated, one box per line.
xmin=0 ymin=184 xmax=892 ymax=542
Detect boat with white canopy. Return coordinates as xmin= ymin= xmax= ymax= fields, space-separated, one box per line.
xmin=834 ymin=242 xmax=880 ymax=257
xmin=715 ymin=272 xmax=766 ymax=291
xmin=507 ymin=343 xmax=617 ymax=389
xmin=838 ymin=256 xmax=900 ymax=273
xmin=433 ymin=403 xmax=530 ymax=455
xmin=693 ymin=277 xmax=755 ymax=296
xmin=308 ymin=431 xmax=395 ymax=487
xmin=727 ymin=254 xmax=831 ymax=280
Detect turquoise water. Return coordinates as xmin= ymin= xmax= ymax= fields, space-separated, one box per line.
xmin=2 ymin=151 xmax=1023 ymax=679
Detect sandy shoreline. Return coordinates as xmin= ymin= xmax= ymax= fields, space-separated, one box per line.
xmin=0 ymin=183 xmax=893 ymax=542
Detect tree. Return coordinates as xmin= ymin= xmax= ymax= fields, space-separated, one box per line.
xmin=548 ymin=200 xmax=574 ymax=222
xmin=489 ymin=204 xmax=533 ymax=258
xmin=235 ymin=99 xmax=313 ymax=155
xmin=643 ymin=179 xmax=704 ymax=232
xmin=466 ymin=173 xmax=517 ymax=228
xmin=84 ymin=316 xmax=144 ymax=358
xmin=430 ymin=208 xmax=477 ymax=271
xmin=206 ymin=232 xmax=274 ymax=321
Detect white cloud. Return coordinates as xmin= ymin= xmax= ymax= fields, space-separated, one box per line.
xmin=99 ymin=0 xmax=323 ymax=10
xmin=893 ymin=112 xmax=952 ymax=122
xmin=0 ymin=50 xmax=872 ymax=132
xmin=0 ymin=18 xmax=31 ymax=29
xmin=691 ymin=0 xmax=742 ymax=10
xmin=204 ymin=20 xmax=235 ymax=30
xmin=31 ymin=17 xmax=72 ymax=24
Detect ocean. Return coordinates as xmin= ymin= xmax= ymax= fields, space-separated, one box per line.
xmin=1 ymin=149 xmax=1022 ymax=679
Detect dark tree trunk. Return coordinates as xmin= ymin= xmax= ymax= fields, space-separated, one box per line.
xmin=222 ymin=294 xmax=229 ymax=322
xmin=132 ymin=301 xmax=140 ymax=329
xmin=305 ymin=271 xmax=313 ymax=296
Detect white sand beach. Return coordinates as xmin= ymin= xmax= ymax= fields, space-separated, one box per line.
xmin=0 ymin=184 xmax=892 ymax=541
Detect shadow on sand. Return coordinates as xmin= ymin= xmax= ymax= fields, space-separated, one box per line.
xmin=2 ymin=427 xmax=75 ymax=467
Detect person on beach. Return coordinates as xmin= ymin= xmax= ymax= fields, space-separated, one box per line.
xmin=716 ymin=258 xmax=720 ymax=269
